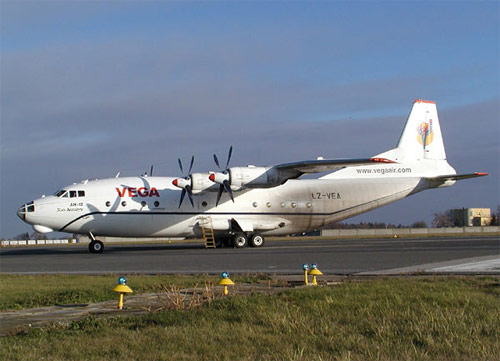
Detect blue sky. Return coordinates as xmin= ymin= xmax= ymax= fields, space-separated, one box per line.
xmin=1 ymin=1 xmax=498 ymax=238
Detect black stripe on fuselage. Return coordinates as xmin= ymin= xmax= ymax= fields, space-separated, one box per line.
xmin=58 ymin=187 xmax=417 ymax=232
xmin=58 ymin=210 xmax=337 ymax=232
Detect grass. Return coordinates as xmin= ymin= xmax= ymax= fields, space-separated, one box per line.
xmin=1 ymin=276 xmax=499 ymax=361
xmin=0 ymin=273 xmax=271 ymax=311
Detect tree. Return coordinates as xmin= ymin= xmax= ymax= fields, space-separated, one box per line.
xmin=411 ymin=221 xmax=428 ymax=228
xmin=30 ymin=231 xmax=47 ymax=240
xmin=12 ymin=232 xmax=30 ymax=240
xmin=432 ymin=211 xmax=453 ymax=228
xmin=490 ymin=206 xmax=500 ymax=226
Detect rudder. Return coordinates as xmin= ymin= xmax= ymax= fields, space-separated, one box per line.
xmin=377 ymin=99 xmax=447 ymax=161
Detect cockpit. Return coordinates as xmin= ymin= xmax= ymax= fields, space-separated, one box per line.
xmin=54 ymin=190 xmax=86 ymax=198
xmin=17 ymin=189 xmax=86 ymax=221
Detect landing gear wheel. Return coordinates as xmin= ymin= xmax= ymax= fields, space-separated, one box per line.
xmin=214 ymin=238 xmax=223 ymax=248
xmin=89 ymin=240 xmax=104 ymax=253
xmin=249 ymin=234 xmax=265 ymax=247
xmin=222 ymin=238 xmax=232 ymax=248
xmin=233 ymin=234 xmax=248 ymax=248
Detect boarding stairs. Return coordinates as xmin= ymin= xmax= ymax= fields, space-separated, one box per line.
xmin=198 ymin=216 xmax=216 ymax=248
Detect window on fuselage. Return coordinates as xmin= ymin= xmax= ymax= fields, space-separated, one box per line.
xmin=55 ymin=190 xmax=67 ymax=197
xmin=70 ymin=190 xmax=77 ymax=198
xmin=78 ymin=190 xmax=85 ymax=197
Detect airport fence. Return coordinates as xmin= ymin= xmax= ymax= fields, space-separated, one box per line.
xmin=320 ymin=226 xmax=500 ymax=237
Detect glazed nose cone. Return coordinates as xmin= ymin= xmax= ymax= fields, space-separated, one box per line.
xmin=17 ymin=204 xmax=26 ymax=221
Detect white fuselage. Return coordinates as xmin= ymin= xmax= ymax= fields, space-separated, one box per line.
xmin=18 ymin=159 xmax=455 ymax=238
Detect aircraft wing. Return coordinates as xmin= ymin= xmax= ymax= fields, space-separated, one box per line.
xmin=273 ymin=157 xmax=394 ymax=179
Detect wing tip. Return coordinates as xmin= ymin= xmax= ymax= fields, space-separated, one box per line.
xmin=475 ymin=172 xmax=488 ymax=176
xmin=370 ymin=157 xmax=395 ymax=164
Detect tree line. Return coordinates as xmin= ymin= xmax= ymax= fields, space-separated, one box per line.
xmin=432 ymin=206 xmax=499 ymax=228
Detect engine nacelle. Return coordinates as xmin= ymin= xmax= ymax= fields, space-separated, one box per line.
xmin=228 ymin=166 xmax=281 ymax=189
xmin=172 ymin=173 xmax=218 ymax=193
xmin=190 ymin=173 xmax=219 ymax=193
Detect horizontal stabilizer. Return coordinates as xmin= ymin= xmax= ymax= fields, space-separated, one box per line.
xmin=425 ymin=172 xmax=488 ymax=188
xmin=428 ymin=172 xmax=488 ymax=182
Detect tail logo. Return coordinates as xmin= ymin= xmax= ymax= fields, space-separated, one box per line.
xmin=416 ymin=119 xmax=434 ymax=148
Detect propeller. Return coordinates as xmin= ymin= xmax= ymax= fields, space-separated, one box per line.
xmin=210 ymin=146 xmax=234 ymax=206
xmin=172 ymin=156 xmax=195 ymax=208
xmin=213 ymin=145 xmax=232 ymax=170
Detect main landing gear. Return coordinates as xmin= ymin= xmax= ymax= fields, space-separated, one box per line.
xmin=88 ymin=232 xmax=104 ymax=253
xmin=249 ymin=234 xmax=265 ymax=247
xmin=221 ymin=219 xmax=265 ymax=249
xmin=224 ymin=233 xmax=265 ymax=249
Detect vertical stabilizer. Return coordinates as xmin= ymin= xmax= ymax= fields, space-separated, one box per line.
xmin=395 ymin=99 xmax=447 ymax=160
xmin=376 ymin=99 xmax=447 ymax=162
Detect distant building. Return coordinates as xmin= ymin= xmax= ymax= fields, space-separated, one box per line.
xmin=451 ymin=208 xmax=492 ymax=227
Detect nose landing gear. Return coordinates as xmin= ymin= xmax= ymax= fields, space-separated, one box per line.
xmin=89 ymin=240 xmax=104 ymax=253
xmin=88 ymin=232 xmax=104 ymax=253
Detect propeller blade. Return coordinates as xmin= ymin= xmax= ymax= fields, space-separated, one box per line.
xmin=215 ymin=184 xmax=224 ymax=207
xmin=213 ymin=154 xmax=221 ymax=169
xmin=188 ymin=156 xmax=195 ymax=174
xmin=178 ymin=158 xmax=183 ymax=174
xmin=223 ymin=179 xmax=234 ymax=202
xmin=186 ymin=185 xmax=194 ymax=207
xmin=150 ymin=165 xmax=154 ymax=177
xmin=178 ymin=188 xmax=186 ymax=208
xmin=176 ymin=156 xmax=195 ymax=207
xmin=225 ymin=146 xmax=233 ymax=169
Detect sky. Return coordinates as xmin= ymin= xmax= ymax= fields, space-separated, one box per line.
xmin=0 ymin=1 xmax=498 ymax=238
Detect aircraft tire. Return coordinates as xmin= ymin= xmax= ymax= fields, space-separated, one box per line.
xmin=214 ymin=238 xmax=223 ymax=248
xmin=89 ymin=240 xmax=104 ymax=253
xmin=222 ymin=238 xmax=232 ymax=248
xmin=249 ymin=234 xmax=265 ymax=247
xmin=233 ymin=234 xmax=248 ymax=248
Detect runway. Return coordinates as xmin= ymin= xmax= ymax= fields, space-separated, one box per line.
xmin=0 ymin=236 xmax=498 ymax=275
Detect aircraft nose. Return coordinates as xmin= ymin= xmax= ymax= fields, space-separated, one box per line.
xmin=17 ymin=201 xmax=35 ymax=222
xmin=17 ymin=204 xmax=26 ymax=221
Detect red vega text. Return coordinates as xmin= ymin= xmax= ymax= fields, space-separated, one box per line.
xmin=115 ymin=187 xmax=160 ymax=197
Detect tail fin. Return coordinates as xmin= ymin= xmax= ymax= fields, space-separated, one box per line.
xmin=377 ymin=99 xmax=447 ymax=161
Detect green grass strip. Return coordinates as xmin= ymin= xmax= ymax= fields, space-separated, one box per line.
xmin=0 ymin=274 xmax=270 ymax=311
xmin=1 ymin=276 xmax=499 ymax=361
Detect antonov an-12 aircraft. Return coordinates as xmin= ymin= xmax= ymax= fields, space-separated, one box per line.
xmin=18 ymin=100 xmax=487 ymax=253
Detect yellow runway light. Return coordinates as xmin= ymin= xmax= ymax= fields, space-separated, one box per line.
xmin=218 ymin=272 xmax=235 ymax=296
xmin=113 ymin=276 xmax=133 ymax=309
xmin=308 ymin=264 xmax=323 ymax=286
xmin=302 ymin=264 xmax=309 ymax=285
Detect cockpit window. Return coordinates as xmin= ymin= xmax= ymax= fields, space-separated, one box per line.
xmin=55 ymin=189 xmax=85 ymax=198
xmin=54 ymin=190 xmax=69 ymax=198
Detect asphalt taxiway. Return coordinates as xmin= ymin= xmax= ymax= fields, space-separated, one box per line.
xmin=1 ymin=236 xmax=498 ymax=275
